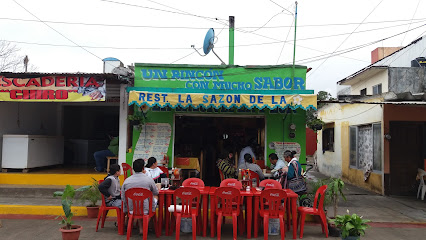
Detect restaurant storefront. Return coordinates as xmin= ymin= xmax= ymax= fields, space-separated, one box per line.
xmin=127 ymin=63 xmax=316 ymax=185
xmin=0 ymin=72 xmax=127 ymax=174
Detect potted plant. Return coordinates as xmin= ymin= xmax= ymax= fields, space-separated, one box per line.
xmin=79 ymin=178 xmax=101 ymax=218
xmin=54 ymin=184 xmax=90 ymax=240
xmin=327 ymin=178 xmax=347 ymax=236
xmin=330 ymin=210 xmax=370 ymax=240
xmin=127 ymin=114 xmax=145 ymax=126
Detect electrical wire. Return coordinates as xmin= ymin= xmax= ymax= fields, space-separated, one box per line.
xmin=244 ymin=10 xmax=286 ymax=33
xmin=321 ymin=105 xmax=379 ymax=121
xmin=99 ymin=0 xmax=228 ymax=23
xmin=400 ymin=0 xmax=421 ymax=45
xmin=269 ymin=0 xmax=294 ymax=15
xmin=276 ymin=17 xmax=294 ymax=64
xmin=170 ymin=49 xmax=199 ymax=64
xmin=12 ymin=0 xmax=108 ymax=65
xmin=3 ymin=16 xmax=426 ymax=30
xmin=307 ymin=0 xmax=384 ymax=78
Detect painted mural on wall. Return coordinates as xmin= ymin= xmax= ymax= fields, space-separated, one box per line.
xmin=269 ymin=142 xmax=301 ymax=162
xmin=358 ymin=125 xmax=373 ymax=180
xmin=133 ymin=123 xmax=171 ymax=166
xmin=134 ymin=64 xmax=308 ymax=91
xmin=0 ymin=75 xmax=106 ymax=102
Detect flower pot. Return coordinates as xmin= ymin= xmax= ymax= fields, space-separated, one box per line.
xmin=86 ymin=206 xmax=99 ymax=218
xmin=129 ymin=120 xmax=140 ymax=126
xmin=328 ymin=221 xmax=341 ymax=237
xmin=341 ymin=236 xmax=360 ymax=240
xmin=59 ymin=225 xmax=82 ymax=240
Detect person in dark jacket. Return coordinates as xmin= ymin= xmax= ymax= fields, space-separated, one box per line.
xmin=98 ymin=164 xmax=121 ymax=208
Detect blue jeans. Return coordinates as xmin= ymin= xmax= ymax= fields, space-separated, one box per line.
xmin=94 ymin=149 xmax=115 ymax=172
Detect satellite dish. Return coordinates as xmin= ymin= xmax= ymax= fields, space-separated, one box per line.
xmin=192 ymin=28 xmax=226 ymax=65
xmin=203 ymin=28 xmax=215 ymax=55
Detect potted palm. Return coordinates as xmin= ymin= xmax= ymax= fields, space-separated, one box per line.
xmin=79 ymin=178 xmax=101 ymax=218
xmin=330 ymin=210 xmax=370 ymax=240
xmin=54 ymin=185 xmax=90 ymax=240
xmin=327 ymin=178 xmax=347 ymax=236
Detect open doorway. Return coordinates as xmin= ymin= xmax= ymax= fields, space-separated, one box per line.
xmin=174 ymin=115 xmax=265 ymax=186
xmin=63 ymin=105 xmax=119 ymax=171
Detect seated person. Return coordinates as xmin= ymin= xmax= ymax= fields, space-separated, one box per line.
xmin=238 ymin=153 xmax=265 ymax=180
xmin=216 ymin=150 xmax=237 ymax=179
xmin=94 ymin=135 xmax=119 ymax=172
xmin=98 ymin=164 xmax=122 ymax=208
xmin=284 ymin=150 xmax=301 ymax=180
xmin=121 ymin=159 xmax=159 ymax=235
xmin=268 ymin=153 xmax=287 ymax=176
xmin=145 ymin=157 xmax=167 ymax=183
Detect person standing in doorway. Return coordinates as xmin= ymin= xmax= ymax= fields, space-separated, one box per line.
xmin=94 ymin=135 xmax=119 ymax=172
xmin=238 ymin=139 xmax=256 ymax=165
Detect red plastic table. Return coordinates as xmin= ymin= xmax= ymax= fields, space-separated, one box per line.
xmin=252 ymin=188 xmax=299 ymax=239
xmin=209 ymin=187 xmax=254 ymax=239
xmin=158 ymin=187 xmax=210 ymax=237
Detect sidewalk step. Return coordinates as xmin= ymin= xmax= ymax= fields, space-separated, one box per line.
xmin=0 ymin=184 xmax=65 ymax=199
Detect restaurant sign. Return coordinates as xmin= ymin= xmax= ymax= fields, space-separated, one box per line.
xmin=0 ymin=75 xmax=106 ymax=102
xmin=128 ymin=91 xmax=317 ymax=110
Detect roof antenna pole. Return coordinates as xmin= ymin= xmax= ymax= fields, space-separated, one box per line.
xmin=291 ymin=1 xmax=298 ymax=90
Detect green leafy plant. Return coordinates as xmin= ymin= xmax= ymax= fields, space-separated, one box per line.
xmin=79 ymin=178 xmax=101 ymax=207
xmin=308 ymin=178 xmax=332 ymax=208
xmin=127 ymin=114 xmax=145 ymax=122
xmin=331 ymin=210 xmax=370 ymax=238
xmin=53 ymin=185 xmax=90 ymax=230
xmin=328 ymin=178 xmax=347 ymax=219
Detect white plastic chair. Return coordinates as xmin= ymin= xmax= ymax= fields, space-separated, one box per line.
xmin=417 ymin=168 xmax=426 ymax=200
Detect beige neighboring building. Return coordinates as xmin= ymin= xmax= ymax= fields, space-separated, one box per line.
xmin=317 ymin=36 xmax=426 ymax=195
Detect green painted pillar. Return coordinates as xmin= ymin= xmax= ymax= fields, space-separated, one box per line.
xmin=229 ymin=16 xmax=235 ymax=65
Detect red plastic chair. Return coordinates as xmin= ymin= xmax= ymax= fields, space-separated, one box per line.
xmin=220 ymin=178 xmax=242 ymax=190
xmin=248 ymin=170 xmax=260 ymax=187
xmin=214 ymin=187 xmax=244 ymax=240
xmin=259 ymin=189 xmax=287 ymax=240
xmin=182 ymin=178 xmax=205 ymax=188
xmin=259 ymin=179 xmax=282 ymax=189
xmin=159 ymin=166 xmax=169 ymax=178
xmin=124 ymin=188 xmax=160 ymax=240
xmin=122 ymin=163 xmax=132 ymax=180
xmin=298 ymin=185 xmax=328 ymax=238
xmin=172 ymin=187 xmax=201 ymax=240
xmin=96 ymin=180 xmax=123 ymax=235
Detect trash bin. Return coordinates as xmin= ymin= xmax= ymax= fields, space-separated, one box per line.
xmin=181 ymin=218 xmax=192 ymax=233
xmin=268 ymin=218 xmax=280 ymax=235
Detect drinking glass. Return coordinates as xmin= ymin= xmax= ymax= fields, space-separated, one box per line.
xmin=161 ymin=178 xmax=170 ymax=189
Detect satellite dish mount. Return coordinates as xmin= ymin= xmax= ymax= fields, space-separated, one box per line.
xmin=192 ymin=28 xmax=225 ymax=65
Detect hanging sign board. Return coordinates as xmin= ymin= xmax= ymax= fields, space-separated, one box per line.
xmin=128 ymin=91 xmax=317 ymax=110
xmin=0 ymin=75 xmax=106 ymax=102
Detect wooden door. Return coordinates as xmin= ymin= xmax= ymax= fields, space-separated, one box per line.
xmin=389 ymin=122 xmax=423 ymax=195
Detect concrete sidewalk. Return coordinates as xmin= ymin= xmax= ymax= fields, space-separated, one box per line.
xmin=1 ymin=217 xmax=425 ymax=240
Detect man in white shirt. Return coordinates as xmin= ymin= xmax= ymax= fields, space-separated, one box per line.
xmin=269 ymin=153 xmax=287 ymax=172
xmin=238 ymin=139 xmax=256 ymax=165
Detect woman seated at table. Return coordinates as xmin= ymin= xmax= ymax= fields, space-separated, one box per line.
xmin=145 ymin=157 xmax=167 ymax=183
xmin=283 ymin=150 xmax=301 ymax=180
xmin=238 ymin=153 xmax=265 ymax=180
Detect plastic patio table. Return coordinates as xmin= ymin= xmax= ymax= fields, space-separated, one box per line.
xmin=252 ymin=188 xmax=299 ymax=239
xmin=209 ymin=187 xmax=254 ymax=239
xmin=158 ymin=186 xmax=210 ymax=237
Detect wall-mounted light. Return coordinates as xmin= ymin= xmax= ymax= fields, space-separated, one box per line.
xmin=384 ymin=134 xmax=391 ymax=140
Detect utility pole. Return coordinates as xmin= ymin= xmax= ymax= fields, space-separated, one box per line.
xmin=229 ymin=16 xmax=235 ymax=65
xmin=291 ymin=2 xmax=298 ymax=90
xmin=23 ymin=55 xmax=29 ymax=72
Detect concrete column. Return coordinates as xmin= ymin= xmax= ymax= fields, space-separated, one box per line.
xmin=118 ymin=84 xmax=128 ymax=168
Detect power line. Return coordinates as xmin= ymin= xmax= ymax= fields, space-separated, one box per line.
xmin=276 ymin=17 xmax=294 ymax=64
xmin=269 ymin=0 xmax=294 ymax=15
xmin=244 ymin=10 xmax=286 ymax=33
xmin=307 ymin=0 xmax=384 ymax=78
xmin=3 ymin=16 xmax=426 ymax=30
xmin=12 ymin=0 xmax=107 ymax=65
xmin=170 ymin=49 xmax=199 ymax=64
xmin=400 ymin=0 xmax=420 ymax=45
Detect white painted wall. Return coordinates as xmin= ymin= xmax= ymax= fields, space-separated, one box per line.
xmin=317 ymin=97 xmax=384 ymax=177
xmin=350 ymin=69 xmax=388 ymax=95
xmin=0 ymin=102 xmax=59 ymax=168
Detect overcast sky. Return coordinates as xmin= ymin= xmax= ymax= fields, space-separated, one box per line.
xmin=1 ymin=0 xmax=426 ymax=96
